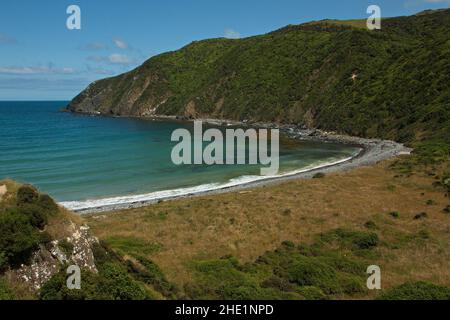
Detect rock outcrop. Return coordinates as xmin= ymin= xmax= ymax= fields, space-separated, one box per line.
xmin=10 ymin=224 xmax=98 ymax=291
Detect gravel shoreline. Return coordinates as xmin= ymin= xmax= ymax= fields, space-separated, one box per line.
xmin=67 ymin=116 xmax=412 ymax=215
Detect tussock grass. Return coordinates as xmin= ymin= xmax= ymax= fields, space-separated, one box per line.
xmin=86 ymin=160 xmax=450 ymax=298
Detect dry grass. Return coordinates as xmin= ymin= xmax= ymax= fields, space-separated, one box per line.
xmin=86 ymin=160 xmax=450 ymax=292
xmin=0 ymin=179 xmax=21 ymax=206
xmin=46 ymin=207 xmax=84 ymax=240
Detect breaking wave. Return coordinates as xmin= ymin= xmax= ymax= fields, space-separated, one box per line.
xmin=60 ymin=151 xmax=360 ymax=213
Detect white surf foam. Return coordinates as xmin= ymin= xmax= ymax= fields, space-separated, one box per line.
xmin=60 ymin=151 xmax=360 ymax=212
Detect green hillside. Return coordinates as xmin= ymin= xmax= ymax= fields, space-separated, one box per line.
xmin=68 ymin=10 xmax=449 ymax=147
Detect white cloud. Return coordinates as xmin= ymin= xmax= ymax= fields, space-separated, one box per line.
xmin=81 ymin=42 xmax=107 ymax=50
xmin=108 ymin=53 xmax=131 ymax=64
xmin=114 ymin=38 xmax=128 ymax=49
xmin=0 ymin=66 xmax=75 ymax=75
xmin=224 ymin=28 xmax=241 ymax=39
xmin=86 ymin=53 xmax=133 ymax=65
xmin=86 ymin=65 xmax=115 ymax=75
xmin=86 ymin=55 xmax=107 ymax=62
xmin=92 ymin=69 xmax=114 ymax=75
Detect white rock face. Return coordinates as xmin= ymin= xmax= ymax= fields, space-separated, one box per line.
xmin=12 ymin=225 xmax=98 ymax=291
xmin=68 ymin=225 xmax=98 ymax=273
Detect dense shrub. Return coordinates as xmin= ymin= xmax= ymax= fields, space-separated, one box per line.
xmin=320 ymin=228 xmax=379 ymax=250
xmin=413 ymin=212 xmax=428 ymax=220
xmin=317 ymin=253 xmax=366 ymax=275
xmin=40 ymin=264 xmax=152 ymax=300
xmin=16 ymin=185 xmax=39 ymax=204
xmin=18 ymin=203 xmax=49 ymax=229
xmin=185 ymin=235 xmax=369 ymax=300
xmin=0 ymin=209 xmax=40 ymax=268
xmin=58 ymin=239 xmax=74 ymax=256
xmin=40 ymin=269 xmax=105 ymax=300
xmin=389 ymin=211 xmax=400 ymax=219
xmin=126 ymin=256 xmax=178 ymax=298
xmin=378 ymin=281 xmax=450 ymax=300
xmin=261 ymin=276 xmax=295 ymax=292
xmin=16 ymin=191 xmax=58 ymax=229
xmin=97 ymin=263 xmax=151 ymax=300
xmin=91 ymin=241 xmax=122 ymax=266
xmin=37 ymin=194 xmax=59 ymax=215
xmin=287 ymin=257 xmax=338 ymax=293
xmin=364 ymin=221 xmax=377 ymax=230
xmin=184 ymin=282 xmax=215 ymax=300
xmin=296 ymin=286 xmax=327 ymax=300
xmin=0 ymin=186 xmax=62 ymax=269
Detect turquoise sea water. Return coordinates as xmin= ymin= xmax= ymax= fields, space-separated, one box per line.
xmin=0 ymin=101 xmax=359 ymax=209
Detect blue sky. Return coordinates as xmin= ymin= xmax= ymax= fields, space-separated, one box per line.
xmin=0 ymin=0 xmax=449 ymax=100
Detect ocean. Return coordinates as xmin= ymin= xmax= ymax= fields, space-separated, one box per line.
xmin=0 ymin=101 xmax=359 ymax=210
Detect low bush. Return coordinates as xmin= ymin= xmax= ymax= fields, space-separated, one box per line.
xmin=98 ymin=263 xmax=151 ymax=300
xmin=185 ymin=235 xmax=369 ymax=300
xmin=364 ymin=221 xmax=377 ymax=230
xmin=40 ymin=263 xmax=153 ymax=300
xmin=378 ymin=281 xmax=450 ymax=300
xmin=40 ymin=269 xmax=106 ymax=300
xmin=317 ymin=253 xmax=366 ymax=275
xmin=261 ymin=276 xmax=295 ymax=292
xmin=37 ymin=194 xmax=59 ymax=215
xmin=0 ymin=209 xmax=40 ymax=268
xmin=0 ymin=186 xmax=61 ymax=269
xmin=127 ymin=256 xmax=178 ymax=298
xmin=320 ymin=228 xmax=379 ymax=250
xmin=414 ymin=212 xmax=428 ymax=220
xmin=16 ymin=185 xmax=39 ymax=204
xmin=389 ymin=211 xmax=400 ymax=219
xmin=58 ymin=239 xmax=74 ymax=257
xmin=287 ymin=257 xmax=338 ymax=293
xmin=296 ymin=286 xmax=327 ymax=300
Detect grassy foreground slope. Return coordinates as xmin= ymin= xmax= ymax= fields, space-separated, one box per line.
xmin=1 ymin=158 xmax=449 ymax=300
xmin=86 ymin=160 xmax=450 ymax=300
xmin=68 ymin=9 xmax=449 ymax=147
xmin=0 ymin=180 xmax=168 ymax=300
